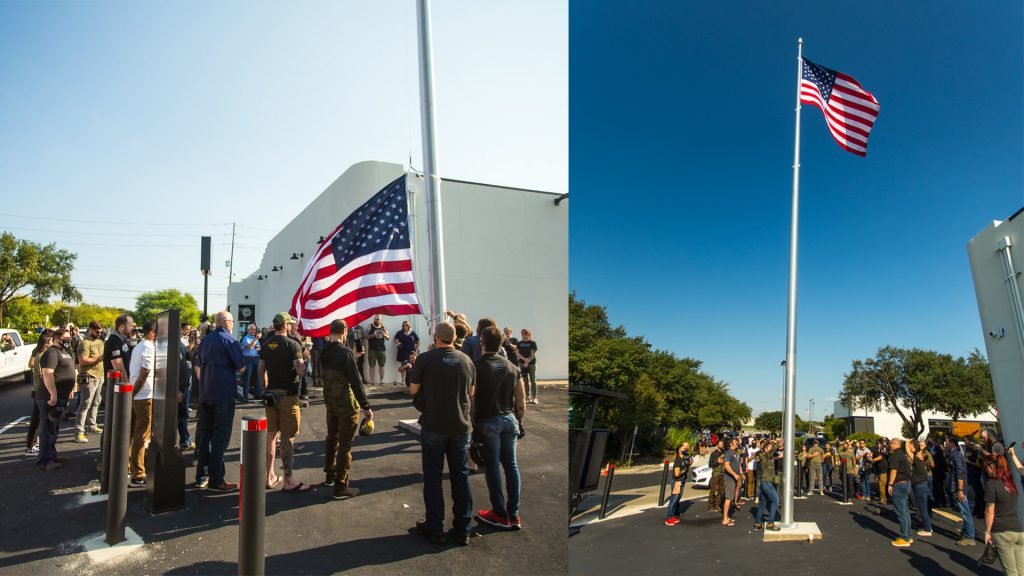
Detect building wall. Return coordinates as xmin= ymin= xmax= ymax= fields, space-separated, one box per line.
xmin=227 ymin=161 xmax=568 ymax=383
xmin=833 ymin=400 xmax=997 ymax=439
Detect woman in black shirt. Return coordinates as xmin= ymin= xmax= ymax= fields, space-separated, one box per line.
xmin=984 ymin=455 xmax=1024 ymax=574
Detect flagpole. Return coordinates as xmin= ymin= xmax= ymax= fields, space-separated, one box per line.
xmin=781 ymin=37 xmax=803 ymax=529
xmin=416 ymin=0 xmax=447 ymax=333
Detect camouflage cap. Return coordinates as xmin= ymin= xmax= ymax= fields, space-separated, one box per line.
xmin=272 ymin=312 xmax=294 ymax=328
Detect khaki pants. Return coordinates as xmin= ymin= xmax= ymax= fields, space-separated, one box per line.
xmin=994 ymin=530 xmax=1024 ymax=576
xmin=708 ymin=474 xmax=724 ymax=510
xmin=324 ymin=408 xmax=359 ymax=486
xmin=75 ymin=375 xmax=103 ymax=433
xmin=877 ymin=471 xmax=888 ymax=503
xmin=266 ymin=393 xmax=301 ymax=477
xmin=745 ymin=470 xmax=757 ymax=498
xmin=130 ymin=399 xmax=152 ymax=479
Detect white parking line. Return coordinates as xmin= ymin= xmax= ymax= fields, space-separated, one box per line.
xmin=0 ymin=416 xmax=28 ymax=434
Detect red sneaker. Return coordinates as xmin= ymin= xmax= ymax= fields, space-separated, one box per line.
xmin=477 ymin=509 xmax=513 ymax=529
xmin=508 ymin=513 xmax=522 ymax=530
xmin=663 ymin=517 xmax=680 ymax=526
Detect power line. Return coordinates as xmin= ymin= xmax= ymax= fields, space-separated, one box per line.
xmin=0 ymin=212 xmax=233 ymax=227
xmin=1 ymin=225 xmax=232 ymax=238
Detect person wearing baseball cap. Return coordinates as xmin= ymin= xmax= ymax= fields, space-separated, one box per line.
xmin=260 ymin=312 xmax=309 ymax=492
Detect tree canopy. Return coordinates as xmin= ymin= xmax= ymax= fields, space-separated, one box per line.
xmin=840 ymin=346 xmax=994 ymax=438
xmin=570 ymin=293 xmax=751 ymax=454
xmin=753 ymin=410 xmax=808 ymax=434
xmin=134 ymin=289 xmax=201 ymax=327
xmin=0 ymin=233 xmax=80 ymax=325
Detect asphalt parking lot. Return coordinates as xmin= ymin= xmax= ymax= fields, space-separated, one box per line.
xmin=570 ymin=466 xmax=998 ymax=576
xmin=0 ymin=378 xmax=568 ymax=575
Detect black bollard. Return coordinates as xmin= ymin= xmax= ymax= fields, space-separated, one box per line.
xmin=105 ymin=381 xmax=133 ymax=545
xmin=100 ymin=370 xmax=119 ymax=495
xmin=658 ymin=460 xmax=670 ymax=507
xmin=239 ymin=415 xmax=267 ymax=576
xmin=599 ymin=464 xmax=616 ymax=520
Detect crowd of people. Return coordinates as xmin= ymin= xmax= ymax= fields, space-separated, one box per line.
xmin=21 ymin=308 xmax=540 ymax=547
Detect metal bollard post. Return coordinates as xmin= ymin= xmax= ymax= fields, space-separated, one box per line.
xmin=239 ymin=415 xmax=267 ymax=576
xmin=599 ymin=464 xmax=615 ymax=520
xmin=658 ymin=460 xmax=670 ymax=507
xmin=105 ymin=381 xmax=132 ymax=545
xmin=100 ymin=370 xmax=120 ymax=495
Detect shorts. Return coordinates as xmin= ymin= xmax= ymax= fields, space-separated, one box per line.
xmin=368 ymin=349 xmax=387 ymax=367
xmin=724 ymin=476 xmax=738 ymax=500
xmin=266 ymin=393 xmax=301 ymax=439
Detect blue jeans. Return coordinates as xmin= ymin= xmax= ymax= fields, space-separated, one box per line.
xmin=912 ymin=481 xmax=932 ymax=532
xmin=665 ymin=492 xmax=682 ymax=518
xmin=757 ymin=480 xmax=779 ymax=523
xmin=891 ymin=481 xmax=911 ymax=540
xmin=195 ymin=401 xmax=235 ymax=485
xmin=177 ymin=381 xmax=192 ymax=448
xmin=36 ymin=398 xmax=60 ymax=466
xmin=478 ymin=413 xmax=521 ymax=517
xmin=860 ymin=471 xmax=872 ymax=498
xmin=242 ymin=357 xmax=261 ymax=398
xmin=952 ymin=491 xmax=976 ymax=538
xmin=420 ymin=427 xmax=473 ymax=537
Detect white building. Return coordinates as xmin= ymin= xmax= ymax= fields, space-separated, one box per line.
xmin=227 ymin=161 xmax=568 ymax=384
xmin=833 ymin=400 xmax=998 ymax=440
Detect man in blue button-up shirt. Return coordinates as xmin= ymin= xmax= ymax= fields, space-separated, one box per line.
xmin=945 ymin=435 xmax=976 ymax=545
xmin=193 ymin=311 xmax=244 ymax=491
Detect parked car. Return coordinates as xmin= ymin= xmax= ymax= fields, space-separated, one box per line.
xmin=690 ymin=464 xmax=712 ymax=488
xmin=0 ymin=329 xmax=33 ymax=382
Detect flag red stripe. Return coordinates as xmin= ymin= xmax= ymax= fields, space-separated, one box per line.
xmin=307 ymin=259 xmax=414 ymax=301
xmin=297 ymin=282 xmax=418 ymax=321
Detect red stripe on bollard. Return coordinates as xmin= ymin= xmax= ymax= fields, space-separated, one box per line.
xmin=114 ymin=384 xmax=133 ymax=393
xmin=243 ymin=419 xmax=267 ymax=432
xmin=107 ymin=370 xmax=121 ymax=380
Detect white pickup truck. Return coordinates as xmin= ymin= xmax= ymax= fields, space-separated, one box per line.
xmin=0 ymin=329 xmax=33 ymax=382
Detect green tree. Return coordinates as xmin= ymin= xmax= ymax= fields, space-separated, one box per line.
xmin=2 ymin=298 xmax=55 ymax=333
xmin=0 ymin=233 xmax=80 ymax=325
xmin=134 ymin=289 xmax=201 ymax=327
xmin=753 ymin=410 xmax=808 ymax=434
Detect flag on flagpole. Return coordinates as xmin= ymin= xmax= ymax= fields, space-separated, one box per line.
xmin=290 ymin=175 xmax=421 ymax=337
xmin=800 ymin=58 xmax=880 ymax=157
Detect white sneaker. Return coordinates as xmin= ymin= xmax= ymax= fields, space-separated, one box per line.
xmin=917 ymin=530 xmax=932 ymax=537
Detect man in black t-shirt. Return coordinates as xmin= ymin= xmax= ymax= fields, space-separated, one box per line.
xmin=516 ymin=329 xmax=538 ymax=404
xmin=887 ymin=438 xmax=914 ymax=547
xmin=259 ymin=313 xmax=308 ymax=492
xmin=410 ymin=321 xmax=476 ymax=545
xmin=473 ymin=326 xmax=526 ymax=531
xmin=103 ymin=314 xmax=135 ymax=382
xmin=37 ymin=327 xmax=77 ymax=470
xmin=320 ymin=319 xmax=372 ymax=499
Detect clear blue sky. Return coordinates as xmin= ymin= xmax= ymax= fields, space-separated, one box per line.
xmin=570 ymin=1 xmax=1024 ymax=417
xmin=0 ymin=1 xmax=566 ymax=314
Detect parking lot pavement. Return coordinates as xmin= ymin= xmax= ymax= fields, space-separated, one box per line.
xmin=570 ymin=474 xmax=998 ymax=576
xmin=0 ymin=380 xmax=568 ymax=575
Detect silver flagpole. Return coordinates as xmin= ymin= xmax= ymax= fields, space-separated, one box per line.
xmin=781 ymin=37 xmax=803 ymax=528
xmin=417 ymin=0 xmax=447 ymax=333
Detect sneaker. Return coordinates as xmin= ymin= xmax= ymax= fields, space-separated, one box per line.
xmin=415 ymin=520 xmax=446 ymax=545
xmin=891 ymin=538 xmax=912 ymax=548
xmin=332 ymin=485 xmax=360 ymax=500
xmin=87 ymin=426 xmax=103 ymax=434
xmin=766 ymin=523 xmax=781 ymax=531
xmin=508 ymin=514 xmax=522 ymax=530
xmin=324 ymin=475 xmax=337 ymax=487
xmin=916 ymin=530 xmax=932 ymax=537
xmin=956 ymin=537 xmax=977 ymax=547
xmin=209 ymin=482 xmax=239 ymax=492
xmin=753 ymin=522 xmax=765 ymax=529
xmin=447 ymin=528 xmax=470 ymax=546
xmin=664 ymin=517 xmax=680 ymax=526
xmin=478 ymin=509 xmax=513 ymax=529
xmin=130 ymin=476 xmax=147 ymax=486
xmin=74 ymin=433 xmax=89 ymax=443
xmin=196 ymin=477 xmax=210 ymax=490
xmin=25 ymin=446 xmax=39 ymax=456
xmin=36 ymin=461 xmax=62 ymax=472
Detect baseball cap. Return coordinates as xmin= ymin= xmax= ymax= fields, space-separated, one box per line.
xmin=358 ymin=416 xmax=374 ymax=437
xmin=272 ymin=312 xmax=294 ymax=328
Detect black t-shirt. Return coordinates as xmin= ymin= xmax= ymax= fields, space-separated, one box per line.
xmin=986 ymin=478 xmax=1022 ymax=532
xmin=911 ymin=454 xmax=929 ymax=484
xmin=874 ymin=448 xmax=889 ymax=474
xmin=409 ymin=347 xmax=474 ymax=436
xmin=888 ymin=448 xmax=912 ymax=482
xmin=472 ymin=353 xmax=518 ymax=422
xmin=515 ymin=339 xmax=538 ymax=365
xmin=103 ymin=331 xmax=132 ymax=377
xmin=367 ymin=324 xmax=387 ymax=351
xmin=260 ymin=334 xmax=304 ymax=394
xmin=40 ymin=346 xmax=76 ymax=402
xmin=673 ymin=452 xmax=693 ymax=480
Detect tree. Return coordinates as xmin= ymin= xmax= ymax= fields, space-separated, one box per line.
xmin=134 ymin=289 xmax=201 ymax=327
xmin=0 ymin=233 xmax=80 ymax=325
xmin=840 ymin=346 xmax=995 ymax=439
xmin=753 ymin=410 xmax=808 ymax=434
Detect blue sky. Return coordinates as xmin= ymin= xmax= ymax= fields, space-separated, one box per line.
xmin=0 ymin=1 xmax=566 ymax=314
xmin=570 ymin=1 xmax=1024 ymax=416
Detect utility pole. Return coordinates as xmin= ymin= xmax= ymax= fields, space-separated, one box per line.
xmin=229 ymin=222 xmax=236 ymax=284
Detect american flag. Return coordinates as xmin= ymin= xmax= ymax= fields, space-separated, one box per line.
xmin=800 ymin=58 xmax=880 ymax=157
xmin=290 ymin=175 xmax=421 ymax=337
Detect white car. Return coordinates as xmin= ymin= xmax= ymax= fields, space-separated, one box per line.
xmin=690 ymin=464 xmax=712 ymax=488
xmin=0 ymin=329 xmax=33 ymax=382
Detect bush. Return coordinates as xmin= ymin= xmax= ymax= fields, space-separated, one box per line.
xmin=663 ymin=426 xmax=699 ymax=454
xmin=846 ymin=432 xmax=881 ymax=445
